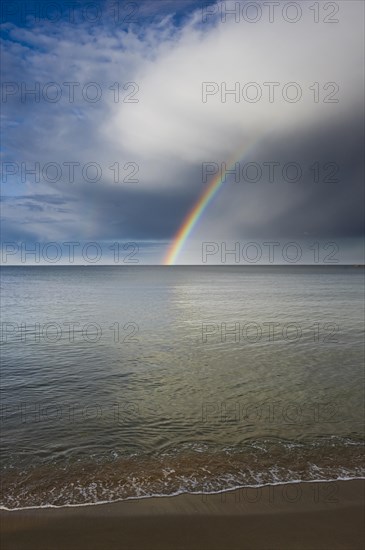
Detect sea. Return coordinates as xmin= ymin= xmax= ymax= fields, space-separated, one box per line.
xmin=0 ymin=266 xmax=364 ymax=509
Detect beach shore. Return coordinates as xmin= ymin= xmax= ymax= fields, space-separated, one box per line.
xmin=1 ymin=480 xmax=364 ymax=550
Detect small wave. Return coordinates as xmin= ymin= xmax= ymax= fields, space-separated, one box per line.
xmin=1 ymin=476 xmax=365 ymax=512
xmin=1 ymin=437 xmax=364 ymax=510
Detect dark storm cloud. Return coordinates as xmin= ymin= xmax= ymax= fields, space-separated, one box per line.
xmin=227 ymin=112 xmax=364 ymax=240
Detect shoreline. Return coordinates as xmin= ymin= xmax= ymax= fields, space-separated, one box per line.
xmin=1 ymin=479 xmax=364 ymax=550
xmin=1 ymin=476 xmax=364 ymax=513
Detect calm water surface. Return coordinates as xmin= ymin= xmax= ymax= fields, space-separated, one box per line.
xmin=1 ymin=266 xmax=364 ymax=508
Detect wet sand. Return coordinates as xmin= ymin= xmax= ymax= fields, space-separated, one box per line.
xmin=1 ymin=480 xmax=364 ymax=550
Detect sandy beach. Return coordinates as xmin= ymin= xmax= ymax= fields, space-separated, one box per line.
xmin=1 ymin=480 xmax=364 ymax=550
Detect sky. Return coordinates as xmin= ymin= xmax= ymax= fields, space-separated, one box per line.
xmin=1 ymin=0 xmax=364 ymax=265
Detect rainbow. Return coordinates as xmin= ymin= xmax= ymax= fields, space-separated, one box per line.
xmin=163 ymin=141 xmax=259 ymax=265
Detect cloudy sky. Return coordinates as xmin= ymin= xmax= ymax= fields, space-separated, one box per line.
xmin=1 ymin=0 xmax=364 ymax=264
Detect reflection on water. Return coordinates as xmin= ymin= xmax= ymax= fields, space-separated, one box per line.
xmin=1 ymin=266 xmax=364 ymax=508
